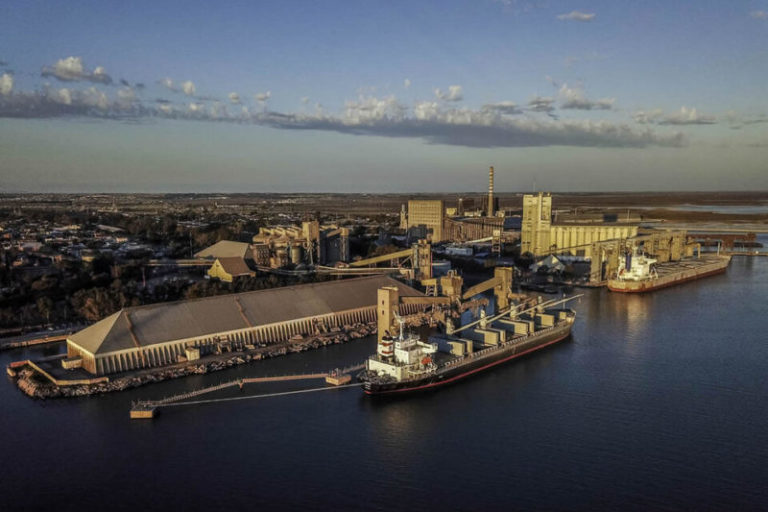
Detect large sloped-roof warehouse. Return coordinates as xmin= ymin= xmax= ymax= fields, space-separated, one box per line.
xmin=65 ymin=276 xmax=423 ymax=375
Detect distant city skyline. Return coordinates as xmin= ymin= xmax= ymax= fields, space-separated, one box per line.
xmin=1 ymin=1 xmax=767 ymax=192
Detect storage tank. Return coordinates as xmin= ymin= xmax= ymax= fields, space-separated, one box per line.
xmin=290 ymin=245 xmax=303 ymax=265
xmin=275 ymin=248 xmax=289 ymax=267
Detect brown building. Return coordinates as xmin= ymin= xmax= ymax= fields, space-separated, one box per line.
xmin=405 ymin=200 xmax=445 ymax=242
xmin=207 ymin=257 xmax=256 ymax=282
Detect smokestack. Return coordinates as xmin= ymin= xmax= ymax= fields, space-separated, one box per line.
xmin=488 ymin=166 xmax=495 ymax=217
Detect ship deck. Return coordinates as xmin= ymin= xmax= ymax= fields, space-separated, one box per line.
xmin=652 ymin=255 xmax=728 ymax=278
xmin=608 ymin=255 xmax=730 ymax=292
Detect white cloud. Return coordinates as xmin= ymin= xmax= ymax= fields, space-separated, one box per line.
xmin=228 ymin=92 xmax=241 ymax=104
xmin=92 ymin=66 xmax=110 ymax=83
xmin=482 ymin=101 xmax=522 ymax=115
xmin=557 ymin=11 xmax=595 ymax=22
xmin=434 ymin=85 xmax=463 ymax=102
xmin=181 ymin=80 xmax=196 ymax=96
xmin=252 ymin=98 xmax=683 ymax=148
xmin=255 ymin=91 xmax=271 ymax=102
xmin=344 ymin=95 xmax=406 ymax=123
xmin=559 ymin=83 xmax=614 ymax=110
xmin=632 ymin=109 xmax=664 ymax=124
xmin=45 ymin=56 xmax=83 ymax=81
xmin=116 ymin=87 xmax=136 ymax=107
xmin=207 ymin=102 xmax=229 ymax=119
xmin=0 ymin=85 xmax=684 ymax=149
xmin=527 ymin=96 xmax=555 ymax=112
xmin=0 ymin=73 xmax=12 ymax=95
xmin=634 ymin=106 xmax=716 ymax=125
xmin=48 ymin=87 xmax=73 ymax=105
xmin=404 ymin=78 xmax=411 ymax=89
xmin=160 ymin=77 xmax=175 ymax=91
xmin=750 ymin=10 xmax=768 ymax=19
xmin=41 ymin=56 xmax=112 ymax=84
xmin=660 ymin=107 xmax=716 ymax=125
xmin=81 ymin=87 xmax=109 ymax=110
xmin=413 ymin=101 xmax=441 ymax=120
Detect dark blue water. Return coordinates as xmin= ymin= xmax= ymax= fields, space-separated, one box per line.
xmin=1 ymin=256 xmax=767 ymax=511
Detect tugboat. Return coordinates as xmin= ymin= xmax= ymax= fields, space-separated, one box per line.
xmin=358 ymin=295 xmax=579 ymax=396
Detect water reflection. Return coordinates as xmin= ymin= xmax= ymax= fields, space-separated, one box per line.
xmin=614 ymin=295 xmax=652 ymax=347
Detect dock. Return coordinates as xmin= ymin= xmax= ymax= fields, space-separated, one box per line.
xmin=0 ymin=334 xmax=68 ymax=352
xmin=129 ymin=363 xmax=364 ymax=419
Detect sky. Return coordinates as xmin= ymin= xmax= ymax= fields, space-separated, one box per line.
xmin=0 ymin=0 xmax=767 ymax=193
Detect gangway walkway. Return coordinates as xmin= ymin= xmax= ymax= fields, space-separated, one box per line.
xmin=130 ymin=362 xmax=365 ymax=418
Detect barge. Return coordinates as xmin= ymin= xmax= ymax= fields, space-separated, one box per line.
xmin=607 ymin=250 xmax=731 ymax=293
xmin=359 ymin=296 xmax=579 ymax=396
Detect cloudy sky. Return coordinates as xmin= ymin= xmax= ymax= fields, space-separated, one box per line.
xmin=1 ymin=0 xmax=767 ymax=193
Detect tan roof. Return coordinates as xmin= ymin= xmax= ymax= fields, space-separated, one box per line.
xmin=215 ymin=257 xmax=253 ymax=276
xmin=68 ymin=276 xmax=421 ymax=355
xmin=195 ymin=240 xmax=250 ymax=259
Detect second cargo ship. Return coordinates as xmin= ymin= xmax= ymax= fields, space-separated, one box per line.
xmin=607 ymin=248 xmax=731 ymax=293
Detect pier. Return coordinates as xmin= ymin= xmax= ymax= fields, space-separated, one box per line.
xmin=130 ymin=363 xmax=364 ymax=419
xmin=0 ymin=334 xmax=69 ymax=352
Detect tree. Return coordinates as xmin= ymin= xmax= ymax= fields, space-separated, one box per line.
xmin=36 ymin=296 xmax=54 ymax=324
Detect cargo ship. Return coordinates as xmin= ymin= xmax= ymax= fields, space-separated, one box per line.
xmin=607 ymin=248 xmax=731 ymax=293
xmin=358 ymin=296 xmax=579 ymax=396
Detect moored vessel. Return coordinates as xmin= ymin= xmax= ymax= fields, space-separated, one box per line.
xmin=607 ymin=248 xmax=730 ymax=293
xmin=359 ymin=295 xmax=579 ymax=396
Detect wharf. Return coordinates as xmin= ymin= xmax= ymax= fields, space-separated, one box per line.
xmin=0 ymin=334 xmax=69 ymax=352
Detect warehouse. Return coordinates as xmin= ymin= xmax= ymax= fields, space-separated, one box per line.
xmin=64 ymin=275 xmax=423 ymax=376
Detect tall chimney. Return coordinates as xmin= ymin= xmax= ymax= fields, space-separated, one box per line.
xmin=488 ymin=166 xmax=495 ymax=217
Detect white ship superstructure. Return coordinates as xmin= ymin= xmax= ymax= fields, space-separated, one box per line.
xmin=616 ymin=247 xmax=657 ymax=281
xmin=368 ymin=317 xmax=438 ymax=382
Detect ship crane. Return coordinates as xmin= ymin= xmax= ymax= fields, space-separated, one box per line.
xmin=376 ymin=267 xmax=516 ymax=343
xmin=448 ymin=294 xmax=584 ymax=335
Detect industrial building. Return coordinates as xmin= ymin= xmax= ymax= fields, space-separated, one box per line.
xmin=207 ymin=257 xmax=256 ymax=282
xmin=195 ymin=240 xmax=258 ymax=282
xmin=402 ymin=167 xmax=507 ymax=243
xmin=521 ymin=192 xmax=638 ymax=259
xmin=195 ymin=222 xmax=350 ymax=274
xmin=252 ymin=220 xmax=350 ymax=267
xmin=403 ymin=199 xmax=445 ymax=242
xmin=444 ymin=216 xmax=507 ymax=242
xmin=195 ymin=240 xmax=252 ymax=260
xmin=62 ymin=276 xmax=424 ymax=376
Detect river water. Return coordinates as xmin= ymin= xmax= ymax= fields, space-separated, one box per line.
xmin=1 ymin=255 xmax=767 ymax=511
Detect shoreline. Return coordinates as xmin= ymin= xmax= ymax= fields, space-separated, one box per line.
xmin=10 ymin=321 xmax=380 ymax=399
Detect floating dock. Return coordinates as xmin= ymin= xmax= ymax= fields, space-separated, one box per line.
xmin=129 ymin=406 xmax=157 ymax=419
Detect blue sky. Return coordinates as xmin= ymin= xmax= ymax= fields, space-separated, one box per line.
xmin=1 ymin=0 xmax=767 ymax=192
